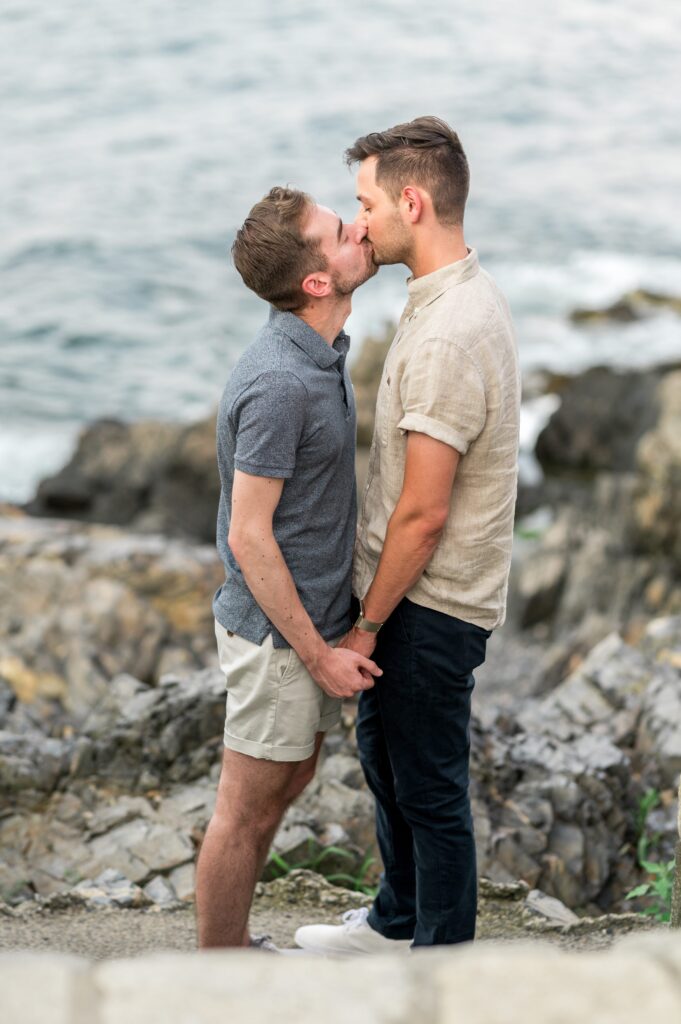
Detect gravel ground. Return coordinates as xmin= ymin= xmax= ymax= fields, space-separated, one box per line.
xmin=0 ymin=874 xmax=657 ymax=960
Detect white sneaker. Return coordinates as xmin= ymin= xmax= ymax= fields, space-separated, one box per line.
xmin=294 ymin=907 xmax=412 ymax=956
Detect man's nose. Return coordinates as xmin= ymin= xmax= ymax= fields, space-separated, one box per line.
xmin=351 ymin=220 xmax=368 ymax=243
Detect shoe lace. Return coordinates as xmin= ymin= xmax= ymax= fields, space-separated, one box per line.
xmin=341 ymin=907 xmax=369 ymax=931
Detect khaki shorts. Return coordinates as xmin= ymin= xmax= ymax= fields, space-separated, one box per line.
xmin=215 ymin=621 xmax=342 ymax=762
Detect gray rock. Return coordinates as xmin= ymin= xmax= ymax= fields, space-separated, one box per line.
xmin=515 ymin=551 xmax=567 ymax=628
xmin=492 ymin=833 xmax=542 ymax=887
xmin=143 ymin=875 xmax=179 ymax=907
xmin=0 ymin=731 xmax=72 ymax=795
xmin=516 ymin=634 xmax=650 ymax=742
xmin=154 ymin=784 xmax=215 ymax=833
xmin=535 ymin=365 xmax=661 ymax=473
xmin=639 ymin=615 xmax=681 ymax=665
xmin=120 ymin=820 xmax=195 ymax=874
xmin=84 ymin=797 xmax=156 ymax=838
xmin=569 ymin=288 xmax=681 ymax=324
xmin=0 ymin=514 xmax=224 ymax=728
xmin=0 ymin=680 xmax=15 ymax=723
xmin=73 ymin=868 xmax=148 ymax=908
xmin=632 ymin=371 xmax=681 ymax=569
xmin=636 ymin=663 xmax=681 ymax=786
xmin=167 ymin=862 xmax=195 ymax=902
xmin=297 ymin=779 xmax=376 ymax=852
xmin=319 ymin=754 xmax=365 ymax=790
xmin=76 ymin=669 xmax=226 ymax=790
xmin=80 ymin=829 xmax=150 ymax=885
xmin=24 ymin=414 xmax=221 ymax=544
xmin=0 ymin=856 xmax=33 ymax=904
xmin=525 ymin=888 xmax=579 ymax=925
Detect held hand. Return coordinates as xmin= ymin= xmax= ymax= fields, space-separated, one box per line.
xmin=310 ymin=645 xmax=382 ymax=699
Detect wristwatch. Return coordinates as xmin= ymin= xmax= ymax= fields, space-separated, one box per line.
xmin=353 ymin=598 xmax=384 ymax=634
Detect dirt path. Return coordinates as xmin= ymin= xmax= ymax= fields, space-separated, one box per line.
xmin=0 ymin=872 xmax=656 ymax=960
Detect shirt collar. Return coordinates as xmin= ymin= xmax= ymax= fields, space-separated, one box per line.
xmin=404 ymin=247 xmax=480 ymax=317
xmin=268 ymin=307 xmax=349 ymax=368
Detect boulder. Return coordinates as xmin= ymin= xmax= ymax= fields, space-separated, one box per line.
xmin=632 ymin=370 xmax=681 ymax=569
xmin=569 ymin=288 xmax=681 ymax=323
xmin=535 ymin=366 xmax=662 ymax=474
xmin=24 ymin=415 xmax=221 ymax=544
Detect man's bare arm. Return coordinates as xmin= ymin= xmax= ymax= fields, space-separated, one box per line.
xmin=341 ymin=432 xmax=459 ymax=656
xmin=228 ymin=469 xmax=381 ymax=698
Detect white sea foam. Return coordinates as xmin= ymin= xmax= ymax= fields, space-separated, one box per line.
xmin=0 ymin=423 xmax=79 ymax=505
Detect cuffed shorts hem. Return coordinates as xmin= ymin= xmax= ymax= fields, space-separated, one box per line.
xmin=223 ymin=706 xmax=341 ymax=763
xmin=223 ymin=730 xmax=315 ymax=762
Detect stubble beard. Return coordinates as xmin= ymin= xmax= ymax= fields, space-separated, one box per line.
xmin=332 ymin=245 xmax=378 ymax=297
xmin=368 ymin=220 xmax=412 ymax=268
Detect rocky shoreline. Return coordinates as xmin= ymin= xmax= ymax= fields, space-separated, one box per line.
xmin=2 ymin=296 xmax=681 ymax=937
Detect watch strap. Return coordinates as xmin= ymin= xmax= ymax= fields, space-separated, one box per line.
xmin=353 ymin=599 xmax=384 ymax=634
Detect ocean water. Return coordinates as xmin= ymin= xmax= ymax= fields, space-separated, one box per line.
xmin=1 ymin=1 xmax=680 ymax=501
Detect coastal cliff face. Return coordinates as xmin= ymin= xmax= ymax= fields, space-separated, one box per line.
xmin=2 ymin=308 xmax=681 ymax=921
xmin=1 ymin=501 xmax=679 ymax=915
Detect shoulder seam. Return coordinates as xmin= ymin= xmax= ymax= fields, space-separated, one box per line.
xmin=230 ymin=369 xmax=310 ymax=412
xmin=410 ymin=336 xmax=487 ymax=393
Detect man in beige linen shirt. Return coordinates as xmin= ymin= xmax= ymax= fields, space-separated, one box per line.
xmin=295 ymin=116 xmax=520 ymax=954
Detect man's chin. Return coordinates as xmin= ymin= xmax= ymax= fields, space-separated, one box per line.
xmin=370 ymin=250 xmax=396 ymax=268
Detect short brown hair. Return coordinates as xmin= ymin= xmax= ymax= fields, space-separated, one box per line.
xmin=231 ymin=186 xmax=326 ymax=311
xmin=345 ymin=116 xmax=469 ymax=226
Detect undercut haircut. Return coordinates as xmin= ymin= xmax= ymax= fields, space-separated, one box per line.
xmin=231 ymin=186 xmax=326 ymax=311
xmin=345 ymin=116 xmax=469 ymax=227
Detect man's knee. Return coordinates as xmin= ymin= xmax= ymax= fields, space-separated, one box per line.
xmin=208 ymin=798 xmax=283 ymax=846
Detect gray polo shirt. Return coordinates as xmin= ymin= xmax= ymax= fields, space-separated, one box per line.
xmin=213 ymin=306 xmax=357 ymax=648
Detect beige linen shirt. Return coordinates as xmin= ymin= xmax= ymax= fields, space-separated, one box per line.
xmin=353 ymin=248 xmax=520 ymax=630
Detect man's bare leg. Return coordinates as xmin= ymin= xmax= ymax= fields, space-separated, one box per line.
xmin=196 ymin=733 xmax=323 ymax=948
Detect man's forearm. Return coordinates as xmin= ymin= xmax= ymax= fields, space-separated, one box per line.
xmin=229 ymin=529 xmax=326 ymax=670
xmin=362 ymin=504 xmax=443 ymax=623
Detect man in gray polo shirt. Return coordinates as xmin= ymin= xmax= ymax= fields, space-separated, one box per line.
xmin=196 ymin=186 xmax=382 ymax=948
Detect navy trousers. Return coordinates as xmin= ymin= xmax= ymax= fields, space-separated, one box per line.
xmin=356 ymin=597 xmax=490 ymax=947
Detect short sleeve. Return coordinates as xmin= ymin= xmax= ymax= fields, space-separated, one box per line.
xmin=397 ymin=338 xmax=486 ymax=455
xmin=232 ymin=371 xmax=307 ymax=478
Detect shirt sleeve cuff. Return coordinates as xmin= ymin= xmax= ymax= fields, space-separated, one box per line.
xmin=397 ymin=412 xmax=471 ymax=455
xmin=234 ymin=458 xmax=295 ymax=479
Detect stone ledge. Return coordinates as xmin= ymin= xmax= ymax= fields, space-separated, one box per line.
xmin=1 ymin=931 xmax=679 ymax=1024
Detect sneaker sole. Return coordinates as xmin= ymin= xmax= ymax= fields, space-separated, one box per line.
xmin=294 ymin=940 xmax=412 ymax=957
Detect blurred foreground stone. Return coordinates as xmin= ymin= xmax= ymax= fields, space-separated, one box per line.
xmin=1 ymin=928 xmax=678 ymax=1024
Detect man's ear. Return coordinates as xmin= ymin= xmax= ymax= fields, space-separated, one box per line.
xmin=401 ymin=186 xmax=425 ymax=224
xmin=301 ymin=272 xmax=333 ymax=300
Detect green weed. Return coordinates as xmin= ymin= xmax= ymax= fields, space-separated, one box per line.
xmin=625 ymin=788 xmax=675 ymax=923
xmin=265 ymin=842 xmax=378 ymax=897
